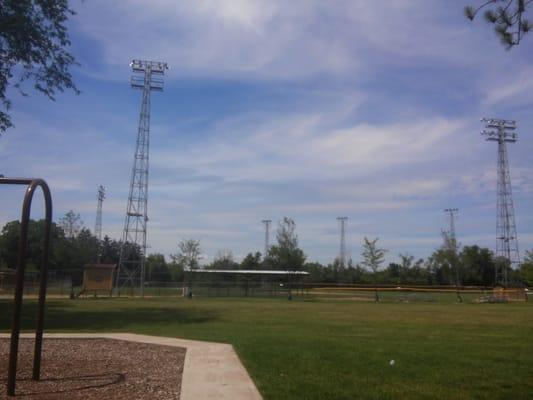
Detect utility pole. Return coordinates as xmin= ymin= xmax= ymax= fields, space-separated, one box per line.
xmin=262 ymin=220 xmax=271 ymax=259
xmin=481 ymin=118 xmax=520 ymax=286
xmin=337 ymin=217 xmax=348 ymax=267
xmin=116 ymin=60 xmax=168 ymax=296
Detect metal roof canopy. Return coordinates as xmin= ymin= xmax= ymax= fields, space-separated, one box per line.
xmin=186 ymin=269 xmax=309 ymax=275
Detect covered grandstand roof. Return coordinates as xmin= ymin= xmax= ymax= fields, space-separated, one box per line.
xmin=186 ymin=269 xmax=309 ymax=275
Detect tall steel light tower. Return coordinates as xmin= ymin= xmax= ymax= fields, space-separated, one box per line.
xmin=444 ymin=208 xmax=459 ymax=285
xmin=444 ymin=208 xmax=458 ymax=246
xmin=117 ymin=60 xmax=168 ymax=295
xmin=262 ymin=220 xmax=271 ymax=258
xmin=337 ymin=217 xmax=348 ymax=267
xmin=481 ymin=118 xmax=520 ymax=285
xmin=94 ymin=185 xmax=106 ymax=241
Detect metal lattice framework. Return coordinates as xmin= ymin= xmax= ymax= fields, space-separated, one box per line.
xmin=116 ymin=60 xmax=168 ymax=295
xmin=94 ymin=185 xmax=106 ymax=241
xmin=444 ymin=208 xmax=460 ymax=286
xmin=262 ymin=220 xmax=271 ymax=258
xmin=444 ymin=208 xmax=458 ymax=247
xmin=337 ymin=217 xmax=347 ymax=267
xmin=481 ymin=118 xmax=520 ymax=285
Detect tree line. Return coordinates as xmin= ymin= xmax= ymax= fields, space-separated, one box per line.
xmin=0 ymin=214 xmax=531 ymax=287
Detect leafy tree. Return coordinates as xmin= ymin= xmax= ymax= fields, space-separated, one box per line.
xmin=173 ymin=239 xmax=201 ymax=298
xmin=100 ymin=235 xmax=121 ymax=264
xmin=361 ymin=237 xmax=387 ymax=301
xmin=520 ymin=250 xmax=533 ymax=286
xmin=361 ymin=237 xmax=386 ymax=274
xmin=173 ymin=239 xmax=201 ymax=270
xmin=303 ymin=261 xmax=326 ymax=282
xmin=0 ymin=0 xmax=79 ymax=132
xmin=465 ymin=0 xmax=531 ymax=47
xmin=460 ymin=245 xmax=496 ymax=286
xmin=330 ymin=258 xmax=345 ymax=282
xmin=425 ymin=231 xmax=464 ymax=287
xmin=59 ymin=210 xmax=83 ymax=238
xmin=426 ymin=248 xmax=456 ymax=285
xmin=0 ymin=218 xmax=64 ymax=270
xmin=73 ymin=227 xmax=99 ymax=265
xmin=240 ymin=252 xmax=262 ymax=270
xmin=0 ymin=220 xmax=21 ymax=268
xmin=210 ymin=249 xmax=239 ymax=270
xmin=407 ymin=258 xmax=428 ymax=284
xmin=347 ymin=263 xmax=370 ymax=284
xmin=386 ymin=262 xmax=402 ymax=284
xmin=397 ymin=253 xmax=415 ymax=284
xmin=441 ymin=230 xmax=461 ymax=286
xmin=265 ymin=217 xmax=306 ymax=270
xmin=146 ymin=253 xmax=170 ymax=282
xmin=167 ymin=259 xmax=185 ymax=282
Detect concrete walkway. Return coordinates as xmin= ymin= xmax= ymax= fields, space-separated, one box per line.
xmin=1 ymin=332 xmax=262 ymax=400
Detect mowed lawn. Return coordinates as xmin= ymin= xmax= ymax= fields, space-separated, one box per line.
xmin=1 ymin=297 xmax=532 ymax=399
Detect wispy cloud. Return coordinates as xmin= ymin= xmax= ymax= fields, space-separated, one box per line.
xmin=1 ymin=1 xmax=532 ymax=265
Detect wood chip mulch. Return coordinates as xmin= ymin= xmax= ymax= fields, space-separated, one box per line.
xmin=0 ymin=338 xmax=186 ymax=399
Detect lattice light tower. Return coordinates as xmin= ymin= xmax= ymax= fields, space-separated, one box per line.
xmin=444 ymin=208 xmax=458 ymax=246
xmin=117 ymin=60 xmax=168 ymax=295
xmin=94 ymin=185 xmax=106 ymax=241
xmin=337 ymin=217 xmax=348 ymax=267
xmin=262 ymin=220 xmax=271 ymax=259
xmin=481 ymin=118 xmax=520 ymax=285
xmin=444 ymin=208 xmax=459 ymax=285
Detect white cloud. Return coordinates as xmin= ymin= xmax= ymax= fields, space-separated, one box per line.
xmin=483 ymin=66 xmax=533 ymax=108
xmin=152 ymin=111 xmax=470 ymax=185
xmin=71 ymin=0 xmax=503 ymax=82
xmin=2 ymin=1 xmax=533 ymax=265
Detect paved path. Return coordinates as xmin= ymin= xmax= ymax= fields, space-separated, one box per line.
xmin=1 ymin=332 xmax=262 ymax=400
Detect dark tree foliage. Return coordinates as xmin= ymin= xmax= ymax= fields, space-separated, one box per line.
xmin=240 ymin=252 xmax=262 ymax=270
xmin=465 ymin=0 xmax=532 ymax=47
xmin=0 ymin=219 xmax=64 ymax=269
xmin=209 ymin=250 xmax=239 ymax=270
xmin=265 ymin=217 xmax=306 ymax=270
xmin=459 ymin=245 xmax=496 ymax=285
xmin=100 ymin=235 xmax=121 ymax=264
xmin=0 ymin=0 xmax=79 ymax=132
xmin=0 ymin=219 xmax=138 ymax=271
xmin=521 ymin=250 xmax=533 ymax=285
xmin=146 ymin=253 xmax=171 ymax=282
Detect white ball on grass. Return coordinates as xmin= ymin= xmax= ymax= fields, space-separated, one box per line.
xmin=389 ymin=360 xmax=395 ymax=366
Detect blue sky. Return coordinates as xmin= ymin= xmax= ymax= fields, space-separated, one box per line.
xmin=1 ymin=1 xmax=532 ymax=265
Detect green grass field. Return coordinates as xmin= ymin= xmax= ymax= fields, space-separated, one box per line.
xmin=1 ymin=297 xmax=532 ymax=399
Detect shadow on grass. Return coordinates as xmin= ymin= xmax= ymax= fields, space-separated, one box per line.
xmin=0 ymin=299 xmax=219 ymax=332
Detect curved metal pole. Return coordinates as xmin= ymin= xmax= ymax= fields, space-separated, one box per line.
xmin=1 ymin=178 xmax=52 ymax=396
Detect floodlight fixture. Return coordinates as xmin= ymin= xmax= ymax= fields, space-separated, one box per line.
xmin=97 ymin=185 xmax=106 ymax=201
xmin=444 ymin=208 xmax=458 ymax=213
xmin=481 ymin=118 xmax=517 ymax=143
